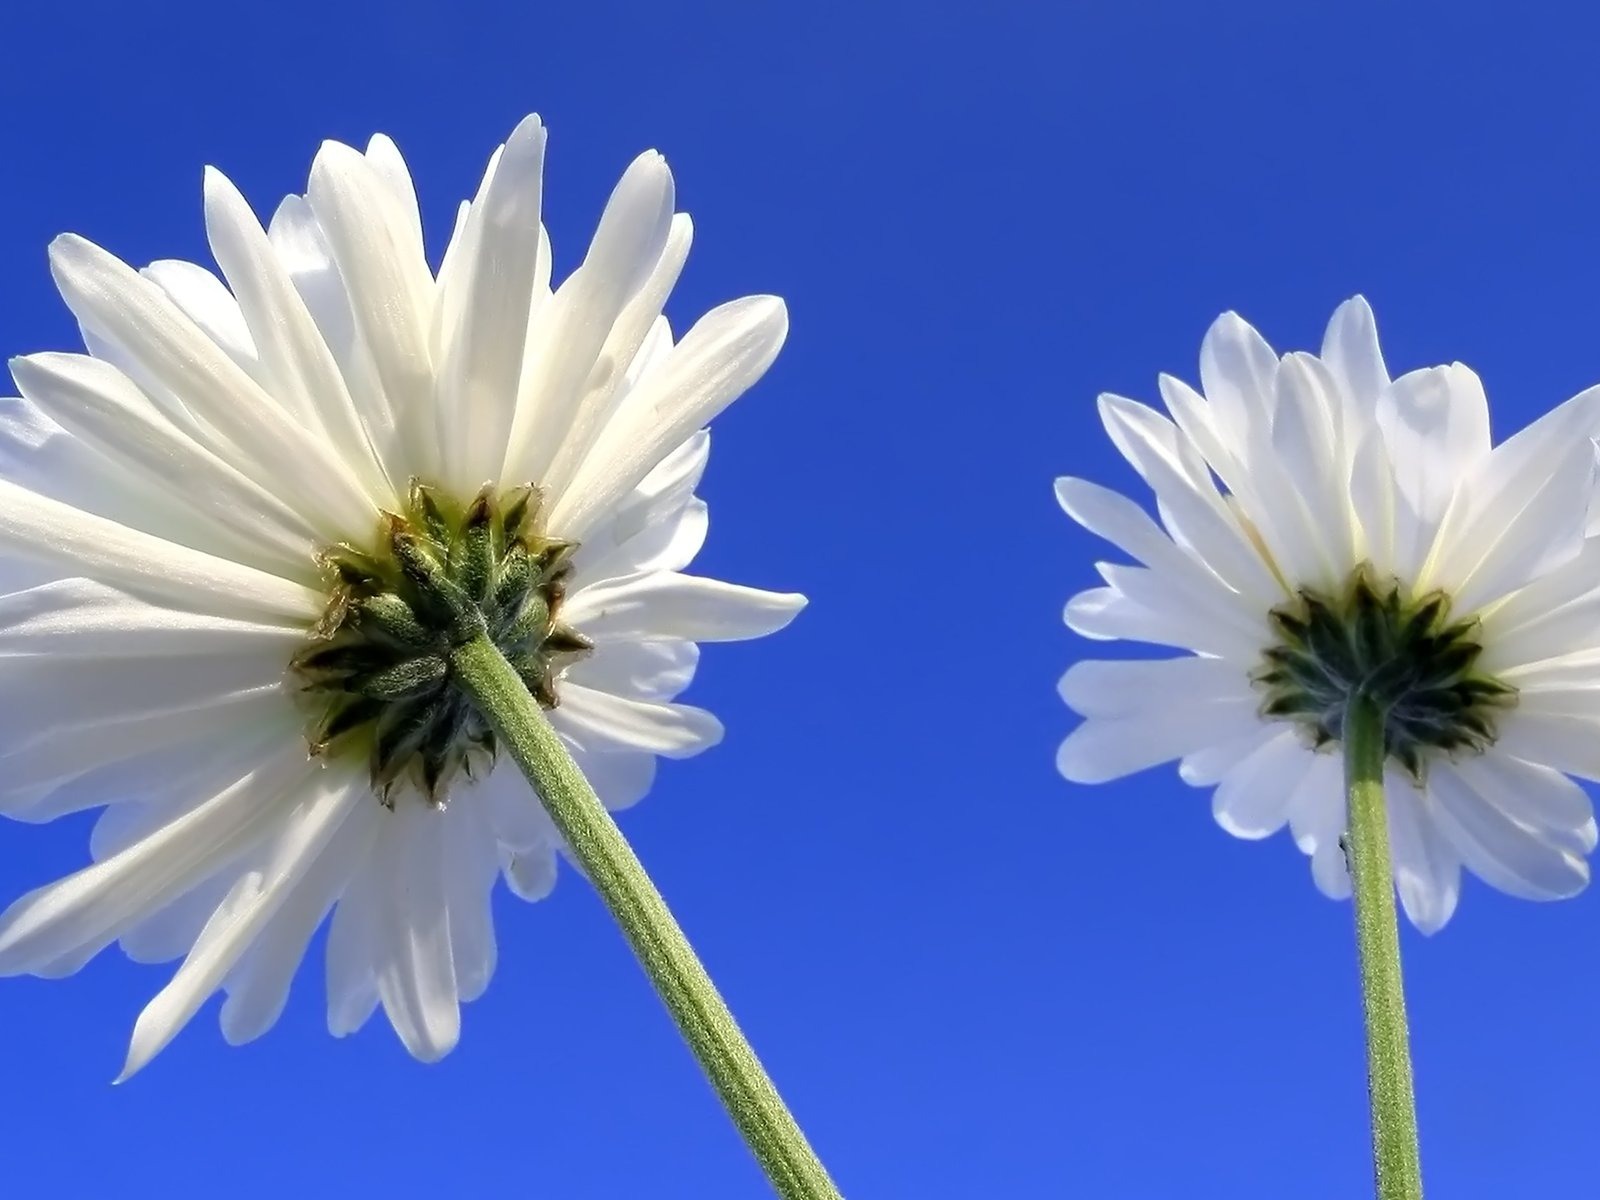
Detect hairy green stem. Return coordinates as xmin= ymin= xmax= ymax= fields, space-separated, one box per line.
xmin=450 ymin=632 xmax=841 ymax=1199
xmin=1343 ymin=691 xmax=1424 ymax=1199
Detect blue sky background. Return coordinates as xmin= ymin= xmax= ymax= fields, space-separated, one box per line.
xmin=0 ymin=2 xmax=1597 ymax=1196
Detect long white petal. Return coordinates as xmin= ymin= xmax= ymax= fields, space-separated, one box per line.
xmin=503 ymin=151 xmax=675 ymax=490
xmin=118 ymin=768 xmax=367 ymax=1078
xmin=267 ymin=193 xmax=402 ymax=476
xmin=435 ymin=115 xmax=548 ymax=495
xmin=0 ymin=578 xmax=300 ymax=657
xmin=571 ymin=430 xmax=710 ymax=582
xmin=1320 ymin=296 xmax=1388 ymax=425
xmin=573 ymin=746 xmax=659 ymax=812
xmin=1429 ymin=760 xmax=1590 ymax=901
xmin=0 ymin=477 xmax=318 ymax=621
xmin=1491 ymin=711 xmax=1600 ymax=781
xmin=564 ymin=572 xmax=805 ymax=643
xmin=551 ymin=296 xmax=787 ymax=540
xmin=324 ymin=839 xmax=383 ymax=1038
xmin=1096 ymin=395 xmax=1283 ymax=604
xmin=1056 ymin=699 xmax=1262 ymax=784
xmin=10 ymin=353 xmax=321 ymax=578
xmin=442 ymin=799 xmax=499 ymax=1004
xmin=1197 ymin=311 xmax=1277 ymax=452
xmin=1056 ymin=655 xmax=1248 ymax=719
xmin=538 ymin=214 xmax=695 ymax=505
xmin=221 ymin=798 xmax=380 ymax=1046
xmin=48 ymin=234 xmax=378 ymax=539
xmin=553 ymin=684 xmax=723 ymax=758
xmin=500 ymin=841 xmax=559 ymax=903
xmin=567 ymin=639 xmax=699 ymax=703
xmin=1385 ymin=772 xmax=1461 ymax=934
xmin=203 ymin=168 xmax=395 ymax=505
xmin=372 ymin=802 xmax=460 ymax=1062
xmin=1432 ymin=426 xmax=1594 ymax=612
xmin=1211 ymin=730 xmax=1314 ymax=839
xmin=305 ymin=140 xmax=438 ymax=479
xmin=140 ymin=259 xmax=262 ymax=381
xmin=0 ymin=745 xmax=312 ymax=976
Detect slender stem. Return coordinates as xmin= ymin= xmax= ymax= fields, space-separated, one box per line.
xmin=450 ymin=632 xmax=841 ymax=1200
xmin=1342 ymin=691 xmax=1423 ymax=1200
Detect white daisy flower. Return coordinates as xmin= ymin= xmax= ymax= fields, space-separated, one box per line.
xmin=0 ymin=115 xmax=804 ymax=1074
xmin=1056 ymin=297 xmax=1600 ymax=933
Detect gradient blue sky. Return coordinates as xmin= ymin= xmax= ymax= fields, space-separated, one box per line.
xmin=1 ymin=2 xmax=1597 ymax=1196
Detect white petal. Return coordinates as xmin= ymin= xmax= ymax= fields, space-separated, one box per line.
xmin=441 ymin=800 xmax=499 ymax=1004
xmin=1348 ymin=425 xmax=1398 ymax=577
xmin=0 ymin=479 xmax=318 ymax=623
xmin=587 ymin=499 xmax=709 ymax=580
xmin=1081 ymin=563 xmax=1267 ymax=659
xmin=267 ymin=194 xmax=401 ymax=475
xmin=567 ymin=639 xmax=699 ymax=703
xmin=372 ymin=802 xmax=460 ymax=1062
xmin=219 ymin=799 xmax=380 ymax=1046
xmin=10 ymin=353 xmax=321 ymax=579
xmin=1268 ymin=353 xmax=1355 ymax=581
xmin=571 ymin=745 xmax=658 ymax=812
xmin=553 ymin=684 xmax=723 ymax=757
xmin=1157 ymin=373 xmax=1248 ymax=498
xmin=324 ymin=839 xmax=382 ymax=1038
xmin=0 ymin=653 xmax=287 ymax=766
xmin=0 ymin=696 xmax=287 ymax=822
xmin=1284 ymin=754 xmax=1349 ymax=899
xmin=1096 ymin=395 xmax=1282 ymax=605
xmin=473 ymin=765 xmax=558 ymax=852
xmin=1054 ymin=476 xmax=1183 ymax=568
xmin=1056 ymin=699 xmax=1262 ymax=784
xmin=435 ymin=116 xmax=548 ymax=494
xmin=564 ymin=572 xmax=805 ymax=643
xmin=571 ymin=430 xmax=710 ymax=582
xmin=202 ymin=169 xmax=395 ymax=506
xmin=363 ymin=134 xmax=426 ymax=262
xmin=1376 ymin=364 xmax=1489 ymax=573
xmin=1197 ymin=311 xmax=1277 ymax=452
xmin=1477 ymin=540 xmax=1600 ymax=672
xmin=551 ymin=296 xmax=787 ymax=540
xmin=140 ymin=259 xmax=261 ymax=380
xmin=1211 ymin=730 xmax=1313 ymax=839
xmin=118 ymin=768 xmax=366 ymax=1078
xmin=1056 ymin=655 xmax=1250 ymax=719
xmin=1320 ymin=296 xmax=1388 ymax=417
xmin=1064 ymin=584 xmax=1233 ymax=656
xmin=1435 ymin=434 xmax=1594 ymax=614
xmin=1385 ymin=773 xmax=1461 ymax=934
xmin=48 ymin=234 xmax=377 ymax=539
xmin=119 ymin=875 xmax=235 ymax=965
xmin=500 ymin=841 xmax=559 ymax=903
xmin=0 ymin=578 xmax=299 ymax=657
xmin=1451 ymin=753 xmax=1596 ymax=856
xmin=1492 ymin=711 xmax=1600 ymax=781
xmin=503 ymin=151 xmax=675 ymax=490
xmin=1178 ymin=723 xmax=1279 ymax=787
xmin=0 ymin=745 xmax=311 ymax=976
xmin=1428 ymin=759 xmax=1590 ymax=901
xmin=537 ymin=214 xmax=696 ymax=506
xmin=305 ymin=140 xmax=438 ymax=479
xmin=1450 ymin=383 xmax=1600 ymax=560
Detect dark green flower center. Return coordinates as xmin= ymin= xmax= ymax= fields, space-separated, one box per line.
xmin=1255 ymin=569 xmax=1515 ymax=780
xmin=294 ymin=481 xmax=590 ymax=803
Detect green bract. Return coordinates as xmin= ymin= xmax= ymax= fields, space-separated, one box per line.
xmin=295 ymin=481 xmax=591 ymax=801
xmin=1255 ymin=569 xmax=1516 ymax=780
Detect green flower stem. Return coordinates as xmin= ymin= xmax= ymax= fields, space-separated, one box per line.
xmin=1343 ymin=690 xmax=1424 ymax=1200
xmin=450 ymin=632 xmax=841 ymax=1200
